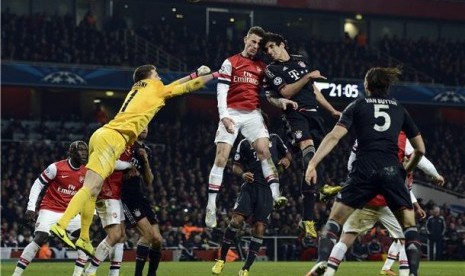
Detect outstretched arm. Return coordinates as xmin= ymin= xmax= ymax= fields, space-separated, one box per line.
xmin=305 ymin=125 xmax=348 ymax=184
xmin=314 ymin=84 xmax=341 ymax=118
xmin=164 ymin=72 xmax=218 ymax=99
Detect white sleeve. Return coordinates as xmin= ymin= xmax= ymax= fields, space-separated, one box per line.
xmin=217 ymin=59 xmax=232 ymax=120
xmin=115 ymin=160 xmax=132 ymax=171
xmin=410 ymin=190 xmax=417 ymax=204
xmin=27 ymin=163 xmax=57 ymax=211
xmin=347 ymin=140 xmax=358 ymax=172
xmin=417 ymin=156 xmax=440 ymax=179
xmin=405 ymin=139 xmax=414 ymax=156
xmin=347 ymin=151 xmax=356 ymax=172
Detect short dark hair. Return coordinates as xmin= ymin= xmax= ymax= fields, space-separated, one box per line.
xmin=259 ymin=32 xmax=287 ymax=52
xmin=68 ymin=140 xmax=87 ymax=155
xmin=247 ymin=26 xmax=265 ymax=38
xmin=365 ymin=67 xmax=402 ymax=97
xmin=133 ymin=64 xmax=156 ymax=82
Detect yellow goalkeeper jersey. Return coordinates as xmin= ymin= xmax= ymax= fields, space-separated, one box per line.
xmin=105 ymin=77 xmax=205 ymax=145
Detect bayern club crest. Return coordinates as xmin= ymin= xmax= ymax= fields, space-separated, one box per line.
xmin=79 ymin=175 xmax=85 ymax=183
xmin=298 ymin=61 xmax=306 ymax=68
xmin=295 ymin=130 xmax=303 ymax=139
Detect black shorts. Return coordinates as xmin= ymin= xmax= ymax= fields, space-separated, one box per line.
xmin=122 ymin=193 xmax=158 ymax=227
xmin=282 ymin=110 xmax=326 ymax=148
xmin=233 ymin=183 xmax=273 ymax=223
xmin=337 ymin=162 xmax=412 ymax=211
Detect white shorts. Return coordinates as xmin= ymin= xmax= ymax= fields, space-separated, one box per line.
xmin=35 ymin=209 xmax=81 ymax=236
xmin=95 ymin=199 xmax=125 ymax=228
xmin=214 ymin=109 xmax=269 ymax=145
xmin=343 ymin=206 xmax=404 ymax=239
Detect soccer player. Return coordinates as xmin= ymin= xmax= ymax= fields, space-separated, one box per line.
xmin=260 ymin=32 xmax=341 ymax=238
xmin=306 ymin=134 xmax=444 ymax=276
xmin=50 ymin=64 xmax=217 ymax=255
xmin=13 ymin=141 xmax=89 ymax=276
xmin=121 ymin=128 xmax=164 ymax=276
xmin=211 ymin=132 xmax=292 ymax=276
xmin=305 ymin=67 xmax=435 ymax=276
xmin=83 ymin=153 xmax=132 ymax=276
xmin=205 ymin=26 xmax=294 ymax=228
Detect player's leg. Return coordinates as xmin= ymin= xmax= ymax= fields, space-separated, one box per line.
xmin=67 ymin=218 xmax=89 ymax=276
xmin=85 ymin=199 xmax=124 ymax=275
xmin=240 ymin=221 xmax=265 ymax=275
xmin=299 ymin=138 xmax=318 ymax=238
xmin=134 ymin=219 xmax=162 ymax=276
xmin=381 ymin=166 xmax=420 ymax=276
xmin=308 ymin=178 xmax=376 ymax=276
xmin=239 ymin=184 xmax=273 ymax=274
xmin=12 ymin=231 xmax=48 ymax=276
xmin=212 ymin=212 xmax=245 ymax=274
xmin=245 ymin=111 xmax=285 ymax=207
xmin=378 ymin=206 xmax=407 ymax=275
xmin=320 ymin=207 xmax=378 ymax=276
xmin=13 ymin=210 xmax=56 ymax=275
xmin=109 ymin=222 xmax=126 ymax=276
xmin=207 ymin=118 xmax=237 ymax=227
xmin=213 ymin=184 xmax=250 ymax=274
xmin=147 ymin=223 xmax=163 ymax=276
xmin=52 ymin=128 xmax=125 ymax=245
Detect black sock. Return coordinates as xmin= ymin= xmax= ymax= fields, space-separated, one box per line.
xmin=301 ymin=145 xmax=316 ymax=221
xmin=405 ymin=227 xmax=421 ymax=276
xmin=135 ymin=243 xmax=150 ymax=276
xmin=220 ymin=226 xmax=238 ymax=260
xmin=317 ymin=219 xmax=341 ymax=262
xmin=147 ymin=247 xmax=161 ymax=276
xmin=302 ymin=191 xmax=316 ymax=221
xmin=242 ymin=236 xmax=262 ymax=270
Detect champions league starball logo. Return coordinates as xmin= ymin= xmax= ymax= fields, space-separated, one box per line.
xmin=433 ymin=91 xmax=465 ymax=104
xmin=42 ymin=71 xmax=87 ymax=85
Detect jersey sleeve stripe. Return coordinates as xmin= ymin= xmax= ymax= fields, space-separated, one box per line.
xmin=39 ymin=175 xmax=48 ymax=185
xmin=218 ymin=78 xmax=231 ymax=84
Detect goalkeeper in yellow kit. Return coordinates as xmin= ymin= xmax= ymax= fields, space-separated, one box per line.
xmin=50 ymin=64 xmax=218 ymax=256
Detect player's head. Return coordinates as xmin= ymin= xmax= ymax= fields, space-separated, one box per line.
xmin=133 ymin=64 xmax=160 ymax=82
xmin=138 ymin=127 xmax=148 ymax=141
xmin=242 ymin=26 xmax=265 ymax=58
xmin=260 ymin=32 xmax=288 ymax=61
xmin=364 ymin=67 xmax=402 ymax=97
xmin=68 ymin=140 xmax=88 ymax=165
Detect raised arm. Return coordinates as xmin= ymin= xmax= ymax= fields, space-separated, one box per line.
xmin=305 ymin=125 xmax=348 ymax=184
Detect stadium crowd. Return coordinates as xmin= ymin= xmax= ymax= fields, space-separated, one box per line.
xmin=1 ymin=115 xmax=465 ymax=261
xmin=2 ymin=11 xmax=465 ymax=86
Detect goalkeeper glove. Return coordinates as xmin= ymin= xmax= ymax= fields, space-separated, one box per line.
xmin=190 ymin=65 xmax=211 ymax=79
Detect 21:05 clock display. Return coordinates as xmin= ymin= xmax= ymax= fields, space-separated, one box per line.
xmin=314 ymin=81 xmax=362 ymax=99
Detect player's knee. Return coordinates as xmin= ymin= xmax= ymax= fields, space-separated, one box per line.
xmin=253 ymin=222 xmax=266 ymax=237
xmin=152 ymin=232 xmax=163 ymax=247
xmin=230 ymin=216 xmax=244 ymax=229
xmin=34 ymin=231 xmax=49 ymax=246
xmin=106 ymin=225 xmax=122 ymax=244
xmin=255 ymin=147 xmax=271 ymax=160
xmin=321 ymin=219 xmax=342 ymax=241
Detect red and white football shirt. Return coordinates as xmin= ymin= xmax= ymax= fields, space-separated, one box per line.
xmin=38 ymin=159 xmax=87 ymax=212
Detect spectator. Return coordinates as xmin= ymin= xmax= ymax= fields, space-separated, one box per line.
xmin=426 ymin=206 xmax=447 ymax=260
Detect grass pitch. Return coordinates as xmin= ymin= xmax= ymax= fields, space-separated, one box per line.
xmin=1 ymin=260 xmax=464 ymax=275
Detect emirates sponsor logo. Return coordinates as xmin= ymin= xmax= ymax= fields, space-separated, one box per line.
xmin=233 ymin=71 xmax=259 ymax=85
